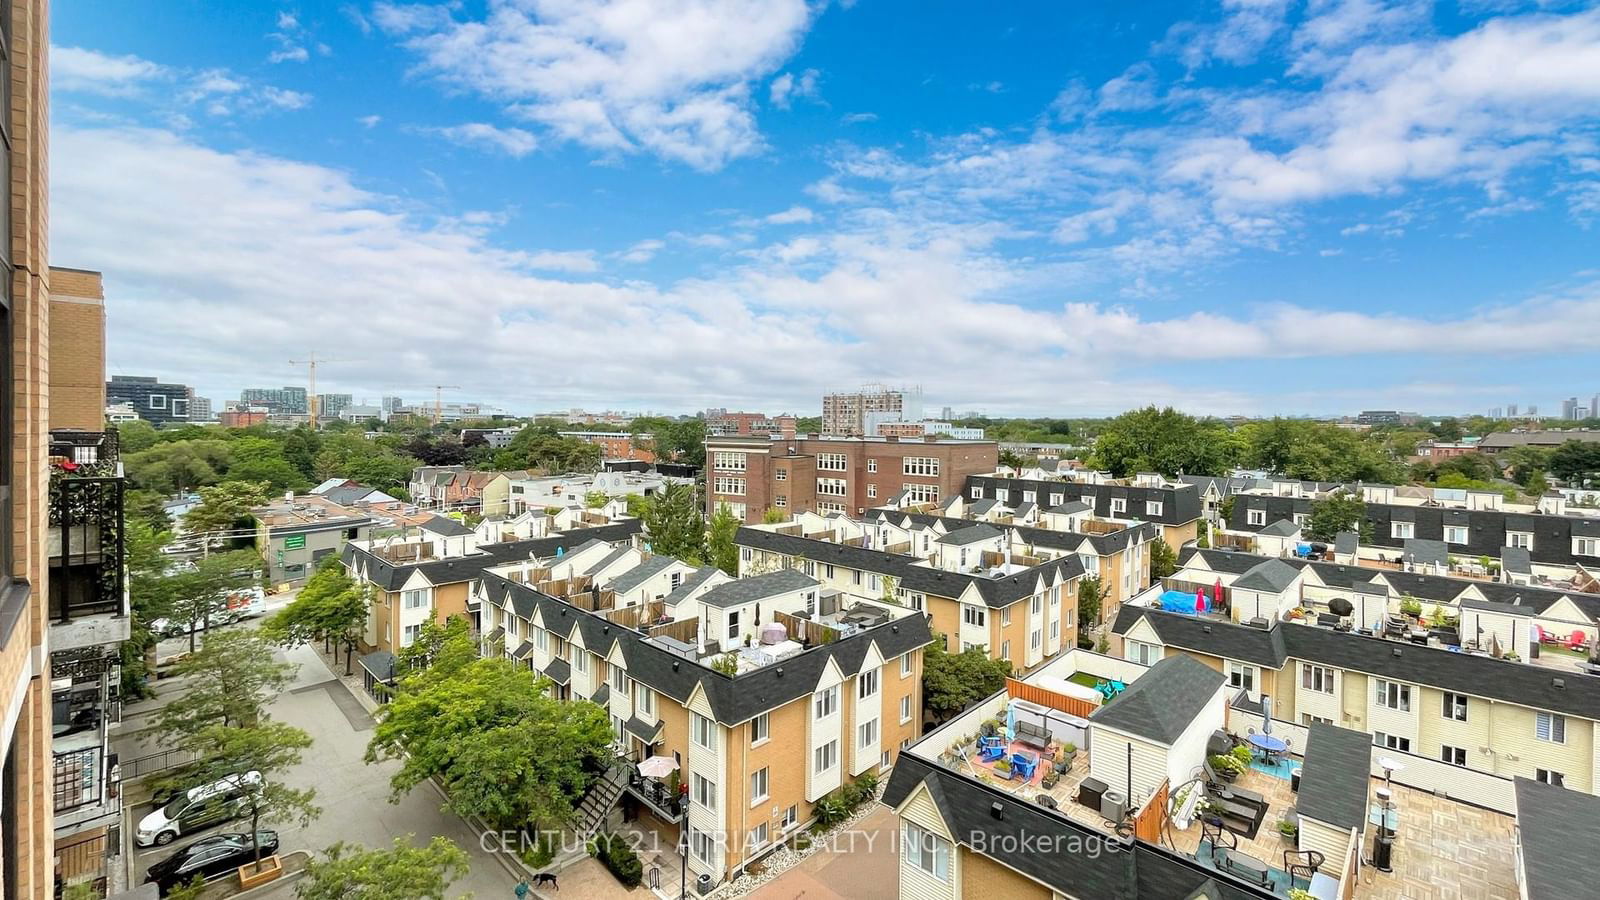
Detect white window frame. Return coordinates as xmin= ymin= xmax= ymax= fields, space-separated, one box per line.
xmin=1537 ymin=768 xmax=1565 ymax=787
xmin=814 ymin=739 xmax=838 ymax=774
xmin=904 ymin=483 xmax=938 ymax=504
xmin=1440 ymin=745 xmax=1467 ymax=767
xmin=692 ymin=772 xmax=717 ymax=809
xmin=1444 ymin=525 xmax=1469 ymax=545
xmin=1536 ymin=712 xmax=1566 ymax=743
xmin=867 ymin=459 xmax=878 ymax=473
xmin=901 ymin=653 xmax=913 ymax=677
xmin=713 ymin=451 xmax=747 ymax=472
xmin=903 ymin=457 xmax=940 ymax=477
xmin=1373 ymin=731 xmax=1411 ymax=753
xmin=858 ymin=669 xmax=879 ymax=699
xmin=903 ymin=822 xmax=950 ymax=881
xmin=900 ymin=695 xmax=912 ymax=723
xmin=1228 ymin=662 xmax=1256 ymax=693
xmin=962 ymin=606 xmax=986 ymax=628
xmin=866 ymin=484 xmax=877 ymax=499
xmin=1442 ymin=691 xmax=1467 ymax=722
xmin=858 ymin=717 xmax=878 ymax=749
xmin=817 ymin=477 xmax=847 ymax=497
xmin=750 ymin=767 xmax=769 ymax=805
xmin=1247 ymin=509 xmax=1267 ymax=527
xmin=402 ymin=589 xmax=430 ymax=609
xmin=1391 ymin=521 xmax=1415 ymax=540
xmin=1375 ymin=679 xmax=1410 ymax=711
xmin=817 ymin=453 xmax=848 ymax=472
xmin=691 ymin=713 xmax=717 ymax=750
xmin=714 ymin=476 xmax=746 ymax=496
xmin=775 ymin=468 xmax=787 ymax=481
xmin=1126 ymin=640 xmax=1159 ymax=666
xmin=1574 ymin=537 xmax=1600 ymax=557
xmin=1302 ymin=664 xmax=1334 ymax=694
xmin=751 ymin=712 xmax=769 ymax=745
xmin=814 ymin=686 xmax=839 ymax=719
xmin=1508 ymin=530 xmax=1533 ymax=550
xmin=1110 ymin=497 xmax=1127 ymax=515
xmin=1146 ymin=500 xmax=1163 ymax=517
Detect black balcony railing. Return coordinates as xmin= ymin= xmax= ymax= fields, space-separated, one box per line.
xmin=49 ymin=431 xmax=125 ymax=625
xmin=627 ymin=777 xmax=686 ymax=821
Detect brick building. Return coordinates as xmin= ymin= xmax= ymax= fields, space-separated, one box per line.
xmin=559 ymin=431 xmax=656 ymax=463
xmin=821 ymin=386 xmax=915 ymax=436
xmin=46 ymin=267 xmax=105 ymax=431
xmin=705 ymin=409 xmax=786 ymax=436
xmin=706 ymin=427 xmax=998 ymax=523
xmin=218 ymin=407 xmax=269 ymax=428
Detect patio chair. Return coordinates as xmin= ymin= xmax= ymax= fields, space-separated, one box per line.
xmin=1283 ymin=849 xmax=1325 ymax=883
xmin=1567 ymin=630 xmax=1588 ymax=651
xmin=979 ymin=737 xmax=1006 ymax=762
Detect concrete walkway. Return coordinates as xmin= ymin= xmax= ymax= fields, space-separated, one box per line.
xmin=746 ymin=806 xmax=900 ymax=900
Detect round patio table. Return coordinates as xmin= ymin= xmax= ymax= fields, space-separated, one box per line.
xmin=1245 ymin=734 xmax=1288 ymax=755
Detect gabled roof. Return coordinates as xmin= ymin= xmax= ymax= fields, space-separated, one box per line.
xmin=1401 ymin=538 xmax=1447 ymax=567
xmin=697 ymin=568 xmax=818 ymax=608
xmin=937 ymin=523 xmax=1004 ymax=546
xmin=608 ymin=556 xmax=680 ymax=595
xmin=1089 ymin=654 xmax=1222 ymax=744
xmin=541 ymin=657 xmax=571 ymax=685
xmin=1257 ymin=518 xmax=1300 ymax=538
xmin=1514 ymin=777 xmax=1600 ymax=900
xmin=1334 ymin=531 xmax=1358 ymax=555
xmin=965 ymin=498 xmax=1000 ymax=517
xmin=420 ymin=514 xmax=475 ymax=537
xmin=482 ymin=570 xmax=932 ymax=725
xmin=583 ymin=545 xmax=635 ymax=576
xmin=1231 ymin=558 xmax=1301 ymax=593
xmin=880 ymin=755 xmax=1275 ymax=900
xmin=1295 ymin=723 xmax=1371 ymax=832
xmin=1048 ymin=500 xmax=1092 ymax=514
xmin=1112 ymin=606 xmax=1287 ymax=669
xmin=662 ymin=566 xmax=723 ymax=606
xmin=1013 ymin=501 xmax=1036 ymax=518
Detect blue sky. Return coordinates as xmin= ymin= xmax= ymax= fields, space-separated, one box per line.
xmin=49 ymin=1 xmax=1600 ymax=417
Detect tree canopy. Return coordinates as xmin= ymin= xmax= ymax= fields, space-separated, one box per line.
xmin=639 ymin=481 xmax=706 ymax=564
xmin=297 ymin=837 xmax=469 ymax=900
xmin=923 ymin=638 xmax=1013 ymax=725
xmin=1304 ymin=490 xmax=1371 ymax=542
xmin=1088 ymin=406 xmax=1233 ymax=477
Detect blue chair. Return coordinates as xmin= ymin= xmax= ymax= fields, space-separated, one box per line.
xmin=979 ymin=737 xmax=1006 ymax=762
xmin=1011 ymin=752 xmax=1038 ymax=781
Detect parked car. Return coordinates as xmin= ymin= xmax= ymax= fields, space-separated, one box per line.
xmin=136 ymin=771 xmax=262 ymax=847
xmin=144 ymin=830 xmax=279 ymax=895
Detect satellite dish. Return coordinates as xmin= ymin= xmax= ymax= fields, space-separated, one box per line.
xmin=1329 ymin=598 xmax=1355 ymax=617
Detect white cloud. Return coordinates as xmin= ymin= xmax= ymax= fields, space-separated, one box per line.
xmin=430 ymin=122 xmax=540 ymax=157
xmin=52 ymin=46 xmax=168 ymax=96
xmin=619 ymin=238 xmax=665 ymax=263
xmin=378 ymin=0 xmax=817 ymax=170
xmin=55 ymin=124 xmax=1600 ymax=416
xmin=1162 ymin=0 xmax=1294 ymax=68
xmin=261 ymin=86 xmax=313 ymax=110
xmin=764 ymin=205 xmax=814 ymax=224
xmin=840 ymin=112 xmax=877 ymax=124
xmin=770 ymin=68 xmax=819 ymax=109
xmin=526 ymin=250 xmax=601 ymax=272
xmin=358 ymin=114 xmax=382 ymax=128
xmin=267 ymin=9 xmax=315 ymax=63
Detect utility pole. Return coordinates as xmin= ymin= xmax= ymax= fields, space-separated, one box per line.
xmin=432 ymin=385 xmax=461 ymax=425
xmin=289 ymin=353 xmax=348 ymax=430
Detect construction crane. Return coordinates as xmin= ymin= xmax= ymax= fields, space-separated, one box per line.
xmin=288 ymin=353 xmax=349 ymax=430
xmin=431 ymin=385 xmax=461 ymax=425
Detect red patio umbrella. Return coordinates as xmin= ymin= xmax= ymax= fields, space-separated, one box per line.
xmin=1213 ymin=579 xmax=1224 ymax=609
xmin=1195 ymin=588 xmax=1206 ymax=613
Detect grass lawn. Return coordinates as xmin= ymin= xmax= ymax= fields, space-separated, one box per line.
xmin=1066 ymin=672 xmax=1104 ymax=690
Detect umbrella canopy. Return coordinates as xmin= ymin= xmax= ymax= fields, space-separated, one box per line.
xmin=1261 ymin=695 xmax=1274 ymax=734
xmin=1213 ymin=579 xmax=1224 ymax=608
xmin=1195 ymin=588 xmax=1206 ymax=613
xmin=637 ymin=756 xmax=678 ymax=779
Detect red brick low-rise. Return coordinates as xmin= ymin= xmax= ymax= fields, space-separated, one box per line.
xmin=706 ymin=433 xmax=998 ymax=523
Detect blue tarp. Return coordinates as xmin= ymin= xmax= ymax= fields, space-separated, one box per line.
xmin=1159 ymin=590 xmax=1199 ymax=613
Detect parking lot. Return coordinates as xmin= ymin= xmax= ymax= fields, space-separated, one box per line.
xmin=118 ymin=628 xmax=524 ymax=897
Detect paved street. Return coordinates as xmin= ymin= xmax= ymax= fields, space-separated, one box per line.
xmin=122 ymin=636 xmax=523 ymax=898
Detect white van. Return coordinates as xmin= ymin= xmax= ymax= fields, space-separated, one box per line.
xmin=136 ymin=771 xmax=262 ymax=847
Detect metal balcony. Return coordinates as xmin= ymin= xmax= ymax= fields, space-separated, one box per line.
xmin=48 ymin=430 xmax=127 ymax=639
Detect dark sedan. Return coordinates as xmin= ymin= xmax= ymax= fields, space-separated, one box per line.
xmin=144 ymin=831 xmax=279 ymax=896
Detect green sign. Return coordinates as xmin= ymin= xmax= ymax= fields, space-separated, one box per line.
xmin=283 ymin=534 xmax=306 ymax=550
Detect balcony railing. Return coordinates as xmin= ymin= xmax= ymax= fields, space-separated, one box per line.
xmin=49 ymin=430 xmax=125 ymax=625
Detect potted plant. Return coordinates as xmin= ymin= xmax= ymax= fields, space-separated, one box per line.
xmin=238 ymin=854 xmax=284 ymax=890
xmin=1058 ymin=742 xmax=1078 ymax=767
xmin=993 ymin=758 xmax=1012 ymax=778
xmin=1277 ymin=818 xmax=1299 ymax=842
xmin=1041 ymin=771 xmax=1060 ymax=790
xmin=1399 ymin=597 xmax=1423 ymax=619
xmin=1229 ymin=744 xmax=1253 ymax=769
xmin=1208 ymin=753 xmax=1242 ymax=782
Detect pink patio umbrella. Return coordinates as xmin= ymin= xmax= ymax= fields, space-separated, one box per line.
xmin=1214 ymin=579 xmax=1225 ymax=610
xmin=1196 ymin=588 xmax=1207 ymax=613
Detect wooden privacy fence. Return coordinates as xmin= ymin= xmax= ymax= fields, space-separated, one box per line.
xmin=647 ymin=617 xmax=699 ymax=645
xmin=773 ymin=610 xmax=841 ymax=645
xmin=1005 ymin=677 xmax=1098 ymax=718
xmin=1133 ymin=779 xmax=1169 ymax=844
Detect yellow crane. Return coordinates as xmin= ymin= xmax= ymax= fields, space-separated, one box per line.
xmin=288 ymin=353 xmax=349 ymax=429
xmin=431 ymin=385 xmax=461 ymax=425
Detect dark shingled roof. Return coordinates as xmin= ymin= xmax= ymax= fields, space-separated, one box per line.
xmin=696 ymin=569 xmax=819 ymax=609
xmin=511 ymin=640 xmax=535 ymax=660
xmin=591 ymin=683 xmax=609 ymax=705
xmin=1089 ymin=654 xmax=1223 ymax=744
xmin=1502 ymin=545 xmax=1532 ymax=574
xmin=343 ymin=519 xmax=645 ymax=592
xmin=1112 ymin=605 xmax=1600 ymax=722
xmin=662 ymin=566 xmax=723 ymax=606
xmin=1231 ymin=558 xmax=1301 ymax=593
xmin=1401 ymin=538 xmax=1447 ymax=567
xmin=881 ymin=754 xmax=1274 ymax=900
xmin=541 ymin=657 xmax=571 ymax=685
xmin=1334 ymin=531 xmax=1358 ymax=555
xmin=737 ymin=526 xmax=1085 ymax=609
xmin=1514 ymin=776 xmax=1600 ymax=900
xmin=420 ymin=514 xmax=475 ymax=537
xmin=1257 ymin=518 xmax=1300 ymax=538
xmin=608 ymin=556 xmax=679 ymax=595
xmin=624 ymin=715 xmax=663 ymax=742
xmin=482 ymin=570 xmax=934 ymax=725
xmin=936 ymin=523 xmax=1004 ymax=546
xmin=1295 ymin=723 xmax=1371 ymax=833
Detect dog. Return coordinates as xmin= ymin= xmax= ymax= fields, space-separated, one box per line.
xmin=533 ymin=872 xmax=559 ymax=891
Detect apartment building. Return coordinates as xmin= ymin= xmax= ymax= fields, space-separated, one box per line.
xmin=706 ymin=433 xmax=997 ymax=525
xmin=105 ymin=376 xmax=192 ymax=428
xmin=343 ymin=519 xmax=645 ymax=655
xmin=964 ymin=474 xmax=1204 ymax=553
xmin=705 ymin=410 xmax=786 ymax=437
xmin=477 ymin=555 xmax=932 ymax=890
xmin=3 ymin=4 xmax=75 ymax=896
xmin=559 ymin=431 xmax=656 ymax=464
xmin=821 ymin=386 xmax=918 ymax=436
xmin=239 ymin=385 xmax=308 ymax=415
xmin=735 ymin=513 xmax=1086 ymax=671
xmin=1111 ymin=547 xmax=1600 ymax=801
xmin=47 ymin=268 xmax=106 ymax=432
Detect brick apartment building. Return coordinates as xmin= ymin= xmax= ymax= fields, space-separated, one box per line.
xmin=706 ymin=425 xmax=998 ymax=523
xmin=705 ymin=409 xmax=789 ymax=436
xmin=47 ymin=268 xmax=106 ymax=431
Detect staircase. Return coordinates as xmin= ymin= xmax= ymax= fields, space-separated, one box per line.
xmin=572 ymin=761 xmax=630 ymax=840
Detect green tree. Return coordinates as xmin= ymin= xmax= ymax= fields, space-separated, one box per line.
xmin=126 ymin=488 xmax=173 ymax=532
xmin=180 ymin=720 xmax=319 ymax=868
xmin=183 ymin=481 xmax=273 ymax=543
xmin=641 ymin=481 xmax=705 ymax=563
xmin=1503 ymin=446 xmax=1552 ymax=487
xmin=922 ymin=637 xmax=1012 ymax=724
xmin=125 ymin=439 xmax=233 ymax=494
xmin=707 ymin=503 xmax=741 ymax=575
xmin=584 ymin=490 xmax=611 ymax=509
xmin=367 ymin=627 xmax=613 ymax=831
xmin=228 ymin=438 xmax=312 ymax=492
xmin=296 ymin=836 xmax=469 ymax=900
xmin=998 ymin=448 xmax=1028 ymax=470
xmin=1149 ymin=539 xmax=1177 ymax=579
xmin=1304 ymin=490 xmax=1370 ymax=542
xmin=761 ymin=507 xmax=788 ymax=524
xmin=122 ymin=521 xmax=177 ymax=698
xmin=1089 ymin=406 xmax=1232 ymax=477
xmin=166 ymin=549 xmax=262 ymax=652
xmin=1550 ymin=440 xmax=1600 ymax=487
xmin=793 ymin=416 xmax=822 ymax=433
xmin=117 ymin=419 xmax=162 ymax=453
xmin=1077 ymin=576 xmax=1103 ymax=630
xmin=154 ymin=631 xmax=295 ymax=738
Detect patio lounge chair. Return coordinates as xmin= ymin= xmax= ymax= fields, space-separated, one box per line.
xmin=1567 ymin=630 xmax=1588 ymax=651
xmin=979 ymin=737 xmax=1006 ymax=762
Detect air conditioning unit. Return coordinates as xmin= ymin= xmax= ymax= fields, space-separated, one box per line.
xmin=1100 ymin=790 xmax=1127 ymax=823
